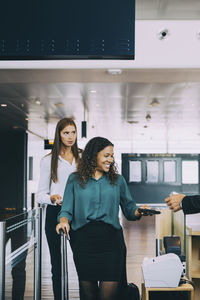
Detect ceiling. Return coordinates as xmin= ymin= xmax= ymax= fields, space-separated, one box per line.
xmin=137 ymin=0 xmax=200 ymax=20
xmin=1 ymin=0 xmax=200 ymax=143
xmin=1 ymin=68 xmax=200 ymax=142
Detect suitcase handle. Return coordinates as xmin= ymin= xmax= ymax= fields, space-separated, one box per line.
xmin=60 ymin=228 xmax=69 ymax=300
xmin=59 ymin=227 xmax=70 ymax=241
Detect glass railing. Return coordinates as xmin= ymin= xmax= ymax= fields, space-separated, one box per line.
xmin=0 ymin=208 xmax=42 ymax=300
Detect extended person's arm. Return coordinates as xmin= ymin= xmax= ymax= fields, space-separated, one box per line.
xmin=35 ymin=156 xmax=53 ymax=205
xmin=182 ymin=195 xmax=200 ymax=214
xmin=119 ymin=176 xmax=141 ymax=220
xmin=165 ymin=193 xmax=200 ymax=214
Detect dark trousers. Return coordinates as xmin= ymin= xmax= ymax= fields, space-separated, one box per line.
xmin=45 ymin=205 xmax=61 ymax=300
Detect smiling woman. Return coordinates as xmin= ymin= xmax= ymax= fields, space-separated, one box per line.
xmin=56 ymin=136 xmax=149 ymax=300
xmin=76 ymin=137 xmax=119 ymax=186
xmin=96 ymin=145 xmax=114 ymax=176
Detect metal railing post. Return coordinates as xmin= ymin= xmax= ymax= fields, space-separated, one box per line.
xmin=0 ymin=222 xmax=6 ymax=300
xmin=34 ymin=208 xmax=42 ymax=300
xmin=155 ymin=238 xmax=162 ymax=256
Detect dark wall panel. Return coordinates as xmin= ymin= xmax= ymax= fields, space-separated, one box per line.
xmin=0 ymin=131 xmax=27 ymax=213
xmin=122 ymin=153 xmax=200 ymax=204
xmin=0 ymin=0 xmax=135 ymax=60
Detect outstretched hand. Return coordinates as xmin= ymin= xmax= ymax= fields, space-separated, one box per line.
xmin=165 ymin=194 xmax=185 ymax=212
xmin=135 ymin=204 xmax=151 ymax=217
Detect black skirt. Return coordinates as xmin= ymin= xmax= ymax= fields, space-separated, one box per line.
xmin=69 ymin=221 xmax=126 ymax=281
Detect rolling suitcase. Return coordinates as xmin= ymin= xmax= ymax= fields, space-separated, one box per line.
xmin=123 ymin=283 xmax=140 ymax=300
xmin=60 ymin=229 xmax=70 ymax=300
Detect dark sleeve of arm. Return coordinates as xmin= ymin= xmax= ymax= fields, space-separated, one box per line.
xmin=119 ymin=176 xmax=139 ymax=221
xmin=182 ymin=195 xmax=200 ymax=214
xmin=57 ymin=175 xmax=74 ymax=223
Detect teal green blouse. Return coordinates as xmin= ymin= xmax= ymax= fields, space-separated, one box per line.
xmin=57 ymin=173 xmax=139 ymax=230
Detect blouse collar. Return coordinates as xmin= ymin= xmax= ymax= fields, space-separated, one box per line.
xmin=58 ymin=155 xmax=76 ymax=166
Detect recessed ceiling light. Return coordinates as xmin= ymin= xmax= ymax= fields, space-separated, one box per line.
xmin=35 ymin=98 xmax=41 ymax=105
xmin=127 ymin=120 xmax=139 ymax=124
xmin=55 ymin=103 xmax=64 ymax=107
xmin=150 ymin=98 xmax=160 ymax=107
xmin=89 ymin=90 xmax=97 ymax=94
xmin=107 ymin=69 xmax=122 ymax=75
xmin=146 ymin=113 xmax=151 ymax=121
xmin=68 ymin=115 xmax=75 ymax=120
xmin=1 ymin=104 xmax=7 ymax=107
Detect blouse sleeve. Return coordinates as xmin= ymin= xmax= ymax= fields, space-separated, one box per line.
xmin=119 ymin=175 xmax=139 ymax=221
xmin=35 ymin=156 xmax=53 ymax=205
xmin=57 ymin=174 xmax=75 ymax=223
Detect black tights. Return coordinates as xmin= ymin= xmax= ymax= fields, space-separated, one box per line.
xmin=79 ymin=280 xmax=120 ymax=300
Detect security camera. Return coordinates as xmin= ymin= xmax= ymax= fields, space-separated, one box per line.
xmin=196 ymin=30 xmax=200 ymax=40
xmin=158 ymin=29 xmax=170 ymax=40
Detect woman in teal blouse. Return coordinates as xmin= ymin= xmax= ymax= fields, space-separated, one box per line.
xmin=56 ymin=137 xmax=145 ymax=300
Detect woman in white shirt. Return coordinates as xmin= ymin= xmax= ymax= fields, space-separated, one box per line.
xmin=36 ymin=118 xmax=81 ymax=300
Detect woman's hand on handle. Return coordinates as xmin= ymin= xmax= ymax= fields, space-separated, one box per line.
xmin=56 ymin=217 xmax=70 ymax=235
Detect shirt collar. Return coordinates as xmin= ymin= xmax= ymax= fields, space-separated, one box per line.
xmin=58 ymin=155 xmax=76 ymax=166
xmin=91 ymin=174 xmax=106 ymax=182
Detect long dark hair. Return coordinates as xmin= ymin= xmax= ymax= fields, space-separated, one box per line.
xmin=77 ymin=136 xmax=118 ymax=186
xmin=50 ymin=118 xmax=79 ymax=183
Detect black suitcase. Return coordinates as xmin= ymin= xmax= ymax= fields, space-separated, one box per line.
xmin=60 ymin=230 xmax=70 ymax=300
xmin=124 ymin=283 xmax=140 ymax=300
xmin=119 ymin=282 xmax=140 ymax=300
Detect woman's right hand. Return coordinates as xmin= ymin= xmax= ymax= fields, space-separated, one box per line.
xmin=56 ymin=217 xmax=70 ymax=235
xmin=50 ymin=194 xmax=63 ymax=206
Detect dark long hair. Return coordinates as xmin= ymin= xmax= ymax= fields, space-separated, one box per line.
xmin=50 ymin=118 xmax=79 ymax=183
xmin=77 ymin=136 xmax=118 ymax=186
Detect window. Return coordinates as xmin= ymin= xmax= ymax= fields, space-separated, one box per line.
xmin=182 ymin=160 xmax=199 ymax=184
xmin=164 ymin=161 xmax=176 ymax=182
xmin=129 ymin=161 xmax=142 ymax=182
xmin=146 ymin=161 xmax=159 ymax=182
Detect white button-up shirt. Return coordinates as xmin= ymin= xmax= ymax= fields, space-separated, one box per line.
xmin=36 ymin=154 xmax=77 ymax=205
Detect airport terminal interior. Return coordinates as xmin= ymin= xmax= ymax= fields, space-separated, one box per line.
xmin=1 ymin=0 xmax=200 ymax=299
